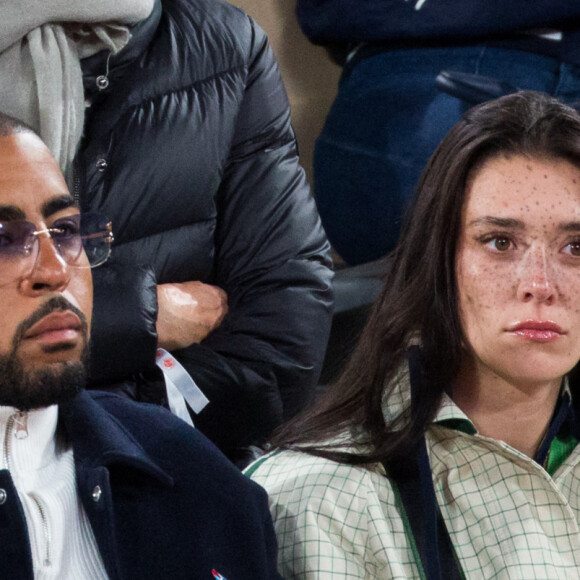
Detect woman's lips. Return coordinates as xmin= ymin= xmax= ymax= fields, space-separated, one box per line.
xmin=506 ymin=321 xmax=564 ymax=343
xmin=23 ymin=312 xmax=82 ymax=345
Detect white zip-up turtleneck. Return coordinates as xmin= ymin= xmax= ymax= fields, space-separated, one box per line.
xmin=0 ymin=405 xmax=108 ymax=579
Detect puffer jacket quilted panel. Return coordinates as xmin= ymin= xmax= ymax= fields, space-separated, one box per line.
xmin=78 ymin=0 xmax=334 ymax=455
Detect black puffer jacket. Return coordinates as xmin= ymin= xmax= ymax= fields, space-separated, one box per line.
xmin=77 ymin=0 xmax=334 ymax=456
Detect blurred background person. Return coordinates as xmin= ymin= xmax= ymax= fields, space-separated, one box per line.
xmin=296 ymin=0 xmax=580 ymax=265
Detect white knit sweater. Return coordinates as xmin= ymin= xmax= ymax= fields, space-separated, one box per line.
xmin=0 ymin=405 xmax=107 ymax=579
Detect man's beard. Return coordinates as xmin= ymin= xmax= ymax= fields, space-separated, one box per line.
xmin=0 ymin=297 xmax=89 ymax=411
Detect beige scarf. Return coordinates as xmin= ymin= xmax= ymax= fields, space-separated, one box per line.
xmin=0 ymin=0 xmax=154 ymax=173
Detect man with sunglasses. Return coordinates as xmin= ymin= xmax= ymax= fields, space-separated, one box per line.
xmin=0 ymin=113 xmax=280 ymax=580
xmin=0 ymin=0 xmax=334 ymax=467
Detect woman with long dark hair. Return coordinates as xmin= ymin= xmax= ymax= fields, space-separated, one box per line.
xmin=247 ymin=91 xmax=580 ymax=578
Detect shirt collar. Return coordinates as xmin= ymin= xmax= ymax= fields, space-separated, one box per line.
xmin=435 ymin=380 xmax=575 ymax=436
xmin=0 ymin=405 xmax=60 ymax=473
xmin=382 ymin=353 xmax=577 ymax=449
xmin=433 ymin=393 xmax=477 ymax=435
xmin=381 ymin=357 xmax=477 ymax=433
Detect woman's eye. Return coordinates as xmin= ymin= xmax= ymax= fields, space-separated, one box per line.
xmin=485 ymin=237 xmax=511 ymax=252
xmin=565 ymin=241 xmax=580 ymax=256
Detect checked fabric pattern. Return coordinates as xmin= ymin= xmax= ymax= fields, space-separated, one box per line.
xmin=249 ymin=383 xmax=580 ymax=579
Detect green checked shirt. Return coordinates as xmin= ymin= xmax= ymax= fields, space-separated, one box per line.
xmin=247 ymin=371 xmax=580 ymax=579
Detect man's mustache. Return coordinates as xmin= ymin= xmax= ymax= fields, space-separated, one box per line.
xmin=12 ymin=296 xmax=88 ymax=348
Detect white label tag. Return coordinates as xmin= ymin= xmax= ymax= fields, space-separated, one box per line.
xmin=156 ymin=349 xmax=210 ymax=416
xmin=165 ymin=376 xmax=194 ymax=426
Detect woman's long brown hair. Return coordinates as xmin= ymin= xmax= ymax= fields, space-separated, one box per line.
xmin=273 ymin=91 xmax=580 ymax=465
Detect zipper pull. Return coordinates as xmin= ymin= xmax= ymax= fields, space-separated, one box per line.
xmin=13 ymin=412 xmax=28 ymax=440
xmin=96 ymin=52 xmax=112 ymax=91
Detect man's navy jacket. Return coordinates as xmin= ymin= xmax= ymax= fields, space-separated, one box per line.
xmin=0 ymin=390 xmax=281 ymax=579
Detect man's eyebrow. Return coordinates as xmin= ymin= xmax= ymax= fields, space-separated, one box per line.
xmin=467 ymin=216 xmax=525 ymax=229
xmin=42 ymin=195 xmax=77 ymax=218
xmin=0 ymin=195 xmax=77 ymax=222
xmin=0 ymin=206 xmax=26 ymax=221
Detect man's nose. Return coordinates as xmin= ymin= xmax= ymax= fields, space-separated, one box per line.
xmin=516 ymin=246 xmax=556 ymax=304
xmin=19 ymin=234 xmax=70 ymax=295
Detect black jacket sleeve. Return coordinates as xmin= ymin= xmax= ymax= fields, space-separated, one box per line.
xmin=89 ymin=261 xmax=158 ymax=382
xmin=179 ymin=19 xmax=334 ymax=451
xmin=87 ymin=13 xmax=334 ymax=454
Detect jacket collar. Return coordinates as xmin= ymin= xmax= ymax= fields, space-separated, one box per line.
xmin=58 ymin=390 xmax=173 ymax=487
xmin=81 ymin=0 xmax=162 ymax=99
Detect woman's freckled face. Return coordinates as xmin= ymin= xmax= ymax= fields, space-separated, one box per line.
xmin=455 ymin=155 xmax=580 ymax=389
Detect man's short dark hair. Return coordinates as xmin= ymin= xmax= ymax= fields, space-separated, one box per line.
xmin=0 ymin=111 xmax=36 ymax=138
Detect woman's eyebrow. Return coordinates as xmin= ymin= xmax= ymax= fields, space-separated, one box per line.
xmin=467 ymin=216 xmax=525 ymax=229
xmin=467 ymin=217 xmax=580 ymax=233
xmin=558 ymin=221 xmax=580 ymax=233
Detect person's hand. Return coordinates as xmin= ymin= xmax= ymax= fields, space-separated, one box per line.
xmin=156 ymin=281 xmax=228 ymax=351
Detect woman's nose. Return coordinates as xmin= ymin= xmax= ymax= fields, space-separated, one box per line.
xmin=516 ymin=246 xmax=556 ymax=304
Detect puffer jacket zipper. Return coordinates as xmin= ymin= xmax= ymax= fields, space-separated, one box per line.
xmin=72 ymin=156 xmax=82 ymax=207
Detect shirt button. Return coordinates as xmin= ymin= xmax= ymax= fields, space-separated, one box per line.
xmin=0 ymin=489 xmax=7 ymax=504
xmin=96 ymin=158 xmax=108 ymax=172
xmin=92 ymin=485 xmax=102 ymax=502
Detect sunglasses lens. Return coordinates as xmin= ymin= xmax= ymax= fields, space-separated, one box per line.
xmin=79 ymin=213 xmax=113 ymax=267
xmin=0 ymin=221 xmax=38 ymax=284
xmin=0 ymin=222 xmax=37 ymax=257
xmin=50 ymin=214 xmax=83 ymax=264
xmin=0 ymin=213 xmax=113 ymax=283
xmin=52 ymin=213 xmax=113 ymax=268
